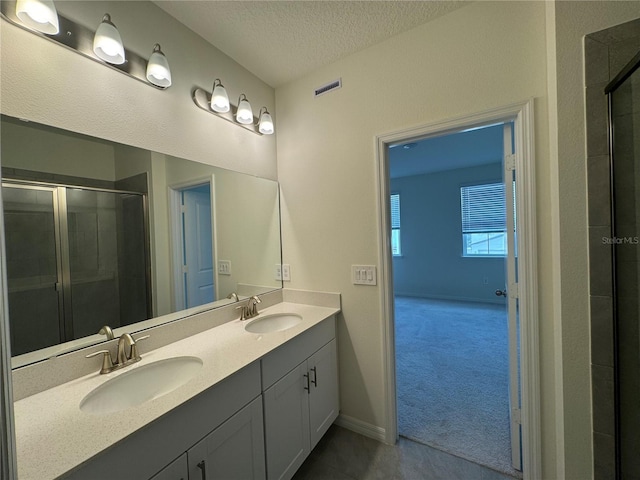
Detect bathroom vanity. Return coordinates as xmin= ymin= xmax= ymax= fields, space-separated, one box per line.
xmin=12 ymin=294 xmax=340 ymax=480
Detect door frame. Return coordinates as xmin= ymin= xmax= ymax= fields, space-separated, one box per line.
xmin=375 ymin=99 xmax=541 ymax=479
xmin=168 ymin=176 xmax=217 ymax=311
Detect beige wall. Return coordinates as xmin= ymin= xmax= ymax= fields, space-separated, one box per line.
xmin=547 ymin=2 xmax=640 ymax=478
xmin=276 ymin=0 xmax=557 ymax=473
xmin=0 ymin=0 xmax=277 ymax=180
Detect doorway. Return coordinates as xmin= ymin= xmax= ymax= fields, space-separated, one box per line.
xmin=389 ymin=123 xmax=520 ymax=476
xmin=376 ymin=100 xmax=541 ymax=480
xmin=170 ymin=180 xmax=216 ymax=310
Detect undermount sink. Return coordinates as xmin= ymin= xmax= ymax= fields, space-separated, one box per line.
xmin=80 ymin=356 xmax=203 ymax=414
xmin=244 ymin=313 xmax=303 ymax=334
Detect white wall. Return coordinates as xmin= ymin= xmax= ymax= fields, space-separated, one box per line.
xmin=276 ymin=0 xmax=555 ymax=472
xmin=391 ymin=163 xmax=506 ymax=304
xmin=546 ymin=2 xmax=640 ymax=478
xmin=0 ymin=0 xmax=277 ymax=180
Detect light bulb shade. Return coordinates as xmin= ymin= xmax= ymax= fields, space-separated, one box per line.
xmin=258 ymin=110 xmax=274 ymax=135
xmin=236 ymin=95 xmax=253 ymax=125
xmin=93 ymin=14 xmax=125 ymax=65
xmin=146 ymin=44 xmax=171 ymax=87
xmin=16 ymin=0 xmax=59 ymax=34
xmin=211 ymin=80 xmax=230 ymax=113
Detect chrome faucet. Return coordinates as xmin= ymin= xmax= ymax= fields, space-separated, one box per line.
xmin=236 ymin=295 xmax=261 ymax=320
xmin=98 ymin=325 xmax=114 ymax=340
xmin=226 ymin=292 xmax=239 ymax=302
xmin=86 ymin=333 xmax=150 ymax=374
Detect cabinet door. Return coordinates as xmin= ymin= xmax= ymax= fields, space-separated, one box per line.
xmin=308 ymin=339 xmax=339 ymax=449
xmin=263 ymin=363 xmax=310 ymax=480
xmin=150 ymin=454 xmax=188 ymax=480
xmin=188 ymin=397 xmax=265 ymax=480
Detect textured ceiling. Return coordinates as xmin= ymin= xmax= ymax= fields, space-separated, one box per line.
xmin=152 ymin=1 xmax=469 ymax=87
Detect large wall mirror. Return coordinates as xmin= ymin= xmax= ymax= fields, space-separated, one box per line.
xmin=0 ymin=115 xmax=282 ymax=368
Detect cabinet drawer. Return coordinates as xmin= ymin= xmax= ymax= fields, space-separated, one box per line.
xmin=261 ymin=316 xmax=335 ymax=390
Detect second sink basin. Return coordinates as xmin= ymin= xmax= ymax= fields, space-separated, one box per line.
xmin=80 ymin=356 xmax=203 ymax=414
xmin=245 ymin=313 xmax=303 ymax=333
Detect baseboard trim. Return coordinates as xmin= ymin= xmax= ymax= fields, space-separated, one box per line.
xmin=335 ymin=414 xmax=387 ymax=443
xmin=394 ymin=292 xmax=504 ymax=306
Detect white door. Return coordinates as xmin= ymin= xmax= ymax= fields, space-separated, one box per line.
xmin=503 ymin=122 xmax=522 ymax=471
xmin=182 ymin=184 xmax=214 ymax=308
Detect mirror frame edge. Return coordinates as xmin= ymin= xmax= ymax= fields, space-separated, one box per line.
xmin=0 ymin=160 xmax=18 ymax=479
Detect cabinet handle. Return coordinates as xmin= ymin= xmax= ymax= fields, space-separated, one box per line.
xmin=197 ymin=460 xmax=207 ymax=480
xmin=303 ymin=372 xmax=310 ymax=392
xmin=310 ymin=366 xmax=317 ymax=387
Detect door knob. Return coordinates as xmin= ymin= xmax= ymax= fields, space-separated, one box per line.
xmin=495 ymin=289 xmax=507 ymax=297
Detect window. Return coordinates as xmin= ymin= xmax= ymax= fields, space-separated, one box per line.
xmin=390 ymin=193 xmax=401 ymax=256
xmin=460 ymin=182 xmax=507 ymax=256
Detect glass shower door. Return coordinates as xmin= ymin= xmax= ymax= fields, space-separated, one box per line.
xmin=609 ymin=52 xmax=640 ymax=478
xmin=1 ymin=184 xmax=63 ymax=356
xmin=65 ymin=188 xmax=150 ymax=339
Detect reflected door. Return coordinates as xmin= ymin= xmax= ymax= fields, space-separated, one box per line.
xmin=182 ymin=184 xmax=214 ymax=309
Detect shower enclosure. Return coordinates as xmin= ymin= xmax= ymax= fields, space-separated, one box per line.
xmin=1 ymin=181 xmax=151 ymax=356
xmin=607 ymin=50 xmax=640 ymax=478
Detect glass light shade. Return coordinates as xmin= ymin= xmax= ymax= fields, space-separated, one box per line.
xmin=15 ymin=0 xmax=59 ymax=34
xmin=211 ymin=82 xmax=230 ymax=113
xmin=236 ymin=95 xmax=253 ymax=125
xmin=258 ymin=111 xmax=274 ymax=135
xmin=93 ymin=14 xmax=125 ymax=65
xmin=146 ymin=44 xmax=171 ymax=88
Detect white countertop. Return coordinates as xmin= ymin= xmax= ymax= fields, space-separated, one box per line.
xmin=13 ymin=302 xmax=339 ymax=480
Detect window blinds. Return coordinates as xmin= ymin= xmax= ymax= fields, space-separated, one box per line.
xmin=390 ymin=194 xmax=400 ymax=229
xmin=460 ymin=183 xmax=506 ymax=233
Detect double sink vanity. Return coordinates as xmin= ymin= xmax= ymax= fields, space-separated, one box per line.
xmin=12 ymin=290 xmax=341 ymax=480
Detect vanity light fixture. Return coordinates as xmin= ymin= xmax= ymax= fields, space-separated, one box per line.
xmin=236 ymin=94 xmax=254 ymax=125
xmin=146 ymin=44 xmax=172 ymax=88
xmin=257 ymin=107 xmax=274 ymax=135
xmin=191 ymin=87 xmax=269 ymax=136
xmin=210 ymin=79 xmax=230 ymax=113
xmin=93 ymin=13 xmax=125 ymax=65
xmin=15 ymin=0 xmax=59 ymax=34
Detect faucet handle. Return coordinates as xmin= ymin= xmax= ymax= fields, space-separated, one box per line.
xmin=236 ymin=305 xmax=247 ymax=320
xmin=130 ymin=334 xmax=150 ymax=361
xmin=86 ymin=350 xmax=115 ymax=374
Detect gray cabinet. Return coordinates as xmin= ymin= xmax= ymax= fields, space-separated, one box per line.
xmin=263 ymin=338 xmax=339 ymax=480
xmin=187 ymin=396 xmax=265 ymax=480
xmin=149 ymin=454 xmax=188 ymax=480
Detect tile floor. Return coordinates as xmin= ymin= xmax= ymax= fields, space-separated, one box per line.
xmin=293 ymin=425 xmax=520 ymax=480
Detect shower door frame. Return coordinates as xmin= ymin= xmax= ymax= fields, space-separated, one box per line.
xmin=2 ymin=179 xmax=153 ymax=345
xmin=605 ymin=49 xmax=640 ymax=480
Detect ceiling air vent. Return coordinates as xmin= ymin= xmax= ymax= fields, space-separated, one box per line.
xmin=314 ymin=78 xmax=342 ymax=97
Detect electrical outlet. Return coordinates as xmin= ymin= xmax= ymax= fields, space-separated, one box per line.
xmin=352 ymin=265 xmax=377 ymax=285
xmin=282 ymin=264 xmax=291 ymax=281
xmin=275 ymin=264 xmax=282 ymax=281
xmin=218 ymin=260 xmax=231 ymax=275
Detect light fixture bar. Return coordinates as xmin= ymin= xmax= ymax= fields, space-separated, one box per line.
xmin=192 ymin=88 xmax=265 ymax=136
xmin=0 ymin=0 xmax=167 ymax=90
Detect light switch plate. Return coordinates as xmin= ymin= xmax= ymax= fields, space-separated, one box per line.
xmin=218 ymin=260 xmax=231 ymax=275
xmin=282 ymin=264 xmax=291 ymax=281
xmin=275 ymin=264 xmax=282 ymax=281
xmin=352 ymin=265 xmax=377 ymax=285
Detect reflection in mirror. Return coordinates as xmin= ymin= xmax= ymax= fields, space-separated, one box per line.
xmin=0 ymin=115 xmax=282 ymax=367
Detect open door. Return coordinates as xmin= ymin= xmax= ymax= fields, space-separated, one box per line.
xmin=503 ymin=122 xmax=522 ymax=471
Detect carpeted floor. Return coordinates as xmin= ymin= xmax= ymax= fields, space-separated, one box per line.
xmin=395 ymin=296 xmax=522 ymax=478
